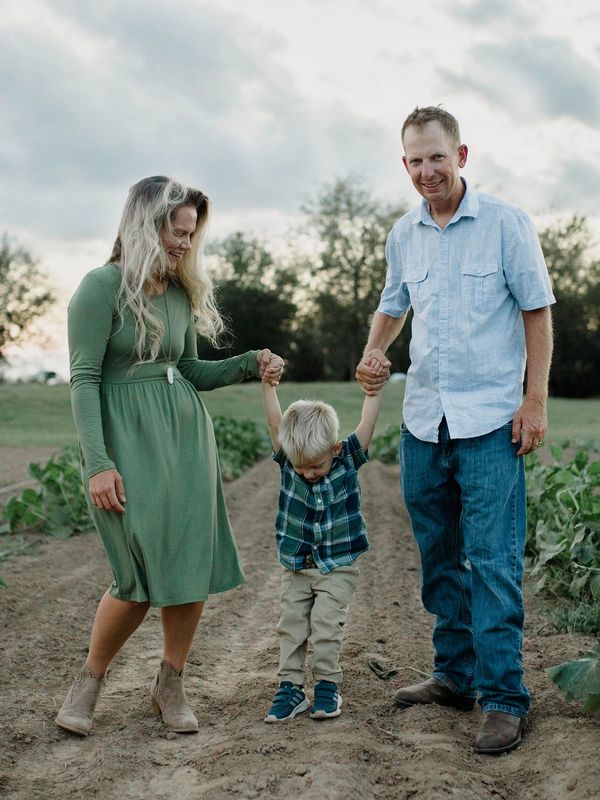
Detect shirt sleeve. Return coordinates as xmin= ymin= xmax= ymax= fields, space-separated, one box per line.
xmin=177 ymin=312 xmax=261 ymax=390
xmin=377 ymin=228 xmax=412 ymax=318
xmin=503 ymin=211 xmax=556 ymax=311
xmin=272 ymin=448 xmax=286 ymax=467
xmin=68 ymin=269 xmax=117 ymax=480
xmin=344 ymin=433 xmax=369 ymax=470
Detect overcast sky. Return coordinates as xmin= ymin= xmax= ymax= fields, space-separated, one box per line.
xmin=1 ymin=0 xmax=599 ymax=322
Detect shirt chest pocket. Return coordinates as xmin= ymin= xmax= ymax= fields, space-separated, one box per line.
xmin=404 ymin=265 xmax=429 ymax=313
xmin=460 ymin=262 xmax=498 ymax=311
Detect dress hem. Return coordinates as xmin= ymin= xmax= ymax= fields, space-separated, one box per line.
xmin=108 ymin=577 xmax=246 ymax=608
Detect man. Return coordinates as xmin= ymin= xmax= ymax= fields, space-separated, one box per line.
xmin=356 ymin=106 xmax=554 ymax=755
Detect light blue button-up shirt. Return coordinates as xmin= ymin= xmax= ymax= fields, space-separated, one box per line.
xmin=378 ymin=181 xmax=556 ymax=443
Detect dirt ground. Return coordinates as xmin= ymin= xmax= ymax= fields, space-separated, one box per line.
xmin=0 ymin=449 xmax=598 ymax=800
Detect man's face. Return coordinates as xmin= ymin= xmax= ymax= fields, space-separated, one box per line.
xmin=402 ymin=120 xmax=468 ymax=210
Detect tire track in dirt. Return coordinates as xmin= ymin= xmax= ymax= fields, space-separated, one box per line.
xmin=1 ymin=457 xmax=598 ymax=799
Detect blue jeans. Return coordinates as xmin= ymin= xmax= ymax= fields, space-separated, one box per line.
xmin=400 ymin=418 xmax=529 ymax=718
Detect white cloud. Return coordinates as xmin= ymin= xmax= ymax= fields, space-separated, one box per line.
xmin=439 ymin=36 xmax=600 ymax=126
xmin=1 ymin=0 xmax=599 ymax=306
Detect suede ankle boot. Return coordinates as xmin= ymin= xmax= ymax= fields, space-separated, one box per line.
xmin=55 ymin=663 xmax=104 ymax=736
xmin=148 ymin=660 xmax=198 ymax=733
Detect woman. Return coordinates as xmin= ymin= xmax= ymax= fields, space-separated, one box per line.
xmin=56 ymin=176 xmax=283 ymax=736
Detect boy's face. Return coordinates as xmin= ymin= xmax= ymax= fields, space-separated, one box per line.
xmin=292 ymin=443 xmax=342 ymax=483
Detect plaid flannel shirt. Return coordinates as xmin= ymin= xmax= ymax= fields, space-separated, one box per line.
xmin=272 ymin=432 xmax=370 ymax=574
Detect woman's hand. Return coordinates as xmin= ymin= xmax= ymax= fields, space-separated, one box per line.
xmin=89 ymin=469 xmax=126 ymax=513
xmin=256 ymin=349 xmax=285 ymax=386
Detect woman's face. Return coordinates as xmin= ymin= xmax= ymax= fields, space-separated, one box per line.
xmin=161 ymin=205 xmax=198 ymax=267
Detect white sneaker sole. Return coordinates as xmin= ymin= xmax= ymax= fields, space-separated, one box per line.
xmin=310 ymin=694 xmax=342 ymax=719
xmin=264 ymin=697 xmax=310 ymax=723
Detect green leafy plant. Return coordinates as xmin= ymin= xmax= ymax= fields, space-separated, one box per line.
xmin=213 ymin=415 xmax=270 ymax=480
xmin=4 ymin=446 xmax=92 ymax=538
xmin=525 ymin=446 xmax=600 ymax=609
xmin=370 ymin=424 xmax=401 ymax=464
xmin=526 ymin=444 xmax=600 ymax=711
xmin=545 ymin=642 xmax=600 ymax=712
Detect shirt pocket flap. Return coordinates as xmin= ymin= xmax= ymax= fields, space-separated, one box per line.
xmin=404 ymin=264 xmax=429 ymax=283
xmin=460 ymin=262 xmax=498 ymax=277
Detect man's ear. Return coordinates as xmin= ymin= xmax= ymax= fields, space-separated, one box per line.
xmin=402 ymin=154 xmax=409 ymax=173
xmin=333 ymin=441 xmax=343 ymax=455
xmin=458 ymin=144 xmax=468 ymax=169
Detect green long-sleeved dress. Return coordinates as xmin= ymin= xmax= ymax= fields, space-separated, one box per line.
xmin=68 ymin=263 xmax=258 ymax=606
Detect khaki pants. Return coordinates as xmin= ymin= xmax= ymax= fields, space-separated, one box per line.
xmin=276 ymin=565 xmax=359 ymax=686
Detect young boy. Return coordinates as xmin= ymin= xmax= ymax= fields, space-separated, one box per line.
xmin=261 ymin=376 xmax=382 ymax=722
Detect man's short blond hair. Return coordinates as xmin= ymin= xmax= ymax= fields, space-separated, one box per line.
xmin=401 ymin=106 xmax=461 ymax=148
xmin=278 ymin=400 xmax=340 ymax=464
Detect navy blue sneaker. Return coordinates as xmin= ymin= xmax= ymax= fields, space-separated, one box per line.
xmin=310 ymin=680 xmax=342 ymax=719
xmin=265 ymin=682 xmax=309 ymax=723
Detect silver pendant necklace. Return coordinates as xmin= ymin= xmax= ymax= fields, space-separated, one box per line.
xmin=162 ymin=286 xmax=174 ymax=385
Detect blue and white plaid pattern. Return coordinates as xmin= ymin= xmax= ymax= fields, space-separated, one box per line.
xmin=273 ymin=433 xmax=369 ymax=574
xmin=378 ymin=180 xmax=556 ymax=443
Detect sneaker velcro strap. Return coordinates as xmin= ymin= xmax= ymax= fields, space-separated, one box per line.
xmin=315 ymin=685 xmax=337 ymax=698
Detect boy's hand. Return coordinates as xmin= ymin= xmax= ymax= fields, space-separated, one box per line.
xmin=356 ymin=348 xmax=390 ymax=395
xmin=257 ymin=350 xmax=285 ymax=385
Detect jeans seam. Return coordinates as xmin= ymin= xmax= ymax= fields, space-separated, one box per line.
xmin=450 ymin=496 xmax=474 ymax=684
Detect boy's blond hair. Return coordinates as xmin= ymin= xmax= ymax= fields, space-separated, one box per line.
xmin=278 ymin=400 xmax=340 ymax=464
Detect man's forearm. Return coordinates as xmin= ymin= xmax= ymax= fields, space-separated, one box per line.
xmin=522 ymin=307 xmax=553 ymax=402
xmin=365 ymin=311 xmax=407 ymax=354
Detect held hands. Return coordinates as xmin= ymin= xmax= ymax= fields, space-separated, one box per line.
xmin=512 ymin=396 xmax=548 ymax=456
xmin=257 ymin=349 xmax=285 ymax=386
xmin=356 ymin=348 xmax=391 ymax=396
xmin=89 ymin=468 xmax=126 ymax=513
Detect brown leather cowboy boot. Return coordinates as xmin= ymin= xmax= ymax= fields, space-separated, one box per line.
xmin=55 ymin=663 xmax=104 ymax=736
xmin=393 ymin=677 xmax=476 ymax=711
xmin=474 ymin=711 xmax=525 ymax=754
xmin=148 ymin=660 xmax=198 ymax=733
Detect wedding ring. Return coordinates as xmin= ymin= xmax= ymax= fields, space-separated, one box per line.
xmin=537 ymin=439 xmax=544 ymax=446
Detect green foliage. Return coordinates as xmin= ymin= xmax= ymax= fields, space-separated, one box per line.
xmin=527 ymin=445 xmax=600 ymax=710
xmin=5 ymin=446 xmax=92 ymax=538
xmin=0 ymin=234 xmax=56 ymax=360
xmin=525 ymin=446 xmax=600 ymax=614
xmin=211 ymin=416 xmax=270 ymax=481
xmin=545 ymin=643 xmax=600 ymax=713
xmin=370 ymin=424 xmax=401 ymax=464
xmin=540 ymin=216 xmax=600 ymax=398
xmin=545 ymin=601 xmax=600 ymax=637
xmin=300 ymin=175 xmax=409 ymax=380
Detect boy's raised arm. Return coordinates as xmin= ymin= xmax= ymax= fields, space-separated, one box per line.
xmin=262 ymin=381 xmax=283 ymax=452
xmin=355 ymin=392 xmax=382 ymax=452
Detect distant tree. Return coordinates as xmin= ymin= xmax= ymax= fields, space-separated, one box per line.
xmin=301 ymin=175 xmax=408 ymax=380
xmin=540 ymin=216 xmax=600 ymax=397
xmin=199 ymin=233 xmax=298 ymax=366
xmin=0 ymin=235 xmax=55 ymax=360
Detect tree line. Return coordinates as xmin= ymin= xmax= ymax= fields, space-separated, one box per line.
xmin=1 ymin=176 xmax=599 ymax=396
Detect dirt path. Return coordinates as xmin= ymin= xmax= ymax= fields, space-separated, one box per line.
xmin=0 ymin=455 xmax=598 ymax=799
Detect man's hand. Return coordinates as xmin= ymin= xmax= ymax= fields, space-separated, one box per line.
xmin=512 ymin=396 xmax=548 ymax=456
xmin=89 ymin=468 xmax=126 ymax=513
xmin=257 ymin=349 xmax=285 ymax=385
xmin=356 ymin=348 xmax=391 ymax=395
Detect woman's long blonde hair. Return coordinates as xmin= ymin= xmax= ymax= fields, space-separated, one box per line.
xmin=109 ymin=175 xmax=224 ymax=363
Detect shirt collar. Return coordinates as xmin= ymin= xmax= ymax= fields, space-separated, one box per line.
xmin=412 ymin=179 xmax=480 ymax=227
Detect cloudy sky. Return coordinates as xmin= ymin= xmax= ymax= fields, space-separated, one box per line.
xmin=1 ymin=0 xmax=599 ymax=361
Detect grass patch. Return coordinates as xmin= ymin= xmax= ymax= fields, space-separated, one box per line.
xmin=0 ymin=382 xmax=598 ymax=449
